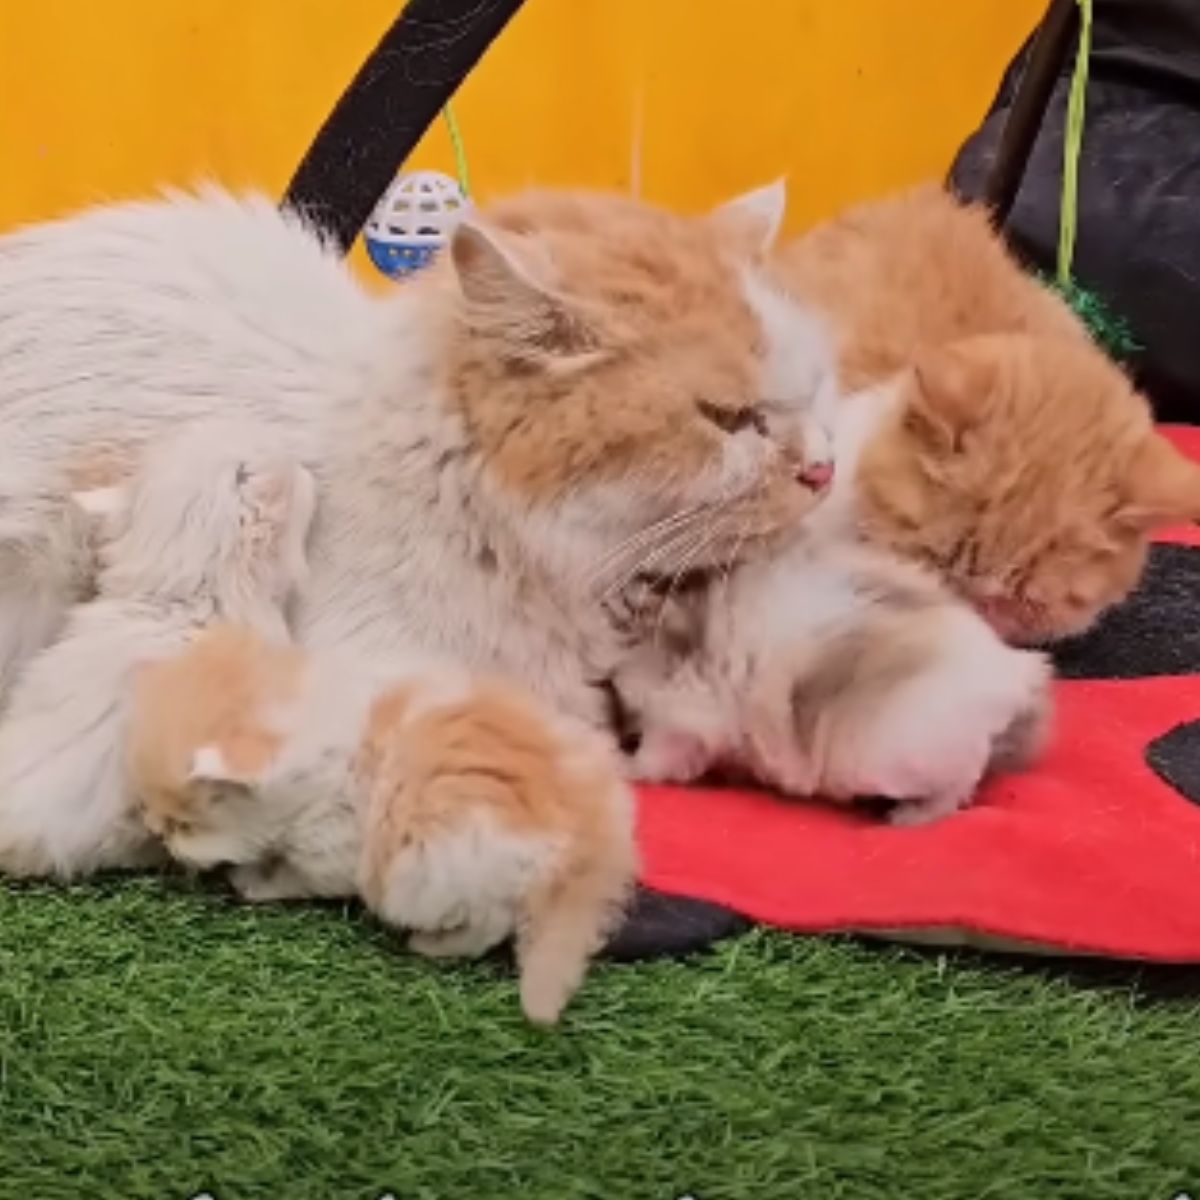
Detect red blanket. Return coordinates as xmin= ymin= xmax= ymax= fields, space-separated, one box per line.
xmin=636 ymin=427 xmax=1200 ymax=961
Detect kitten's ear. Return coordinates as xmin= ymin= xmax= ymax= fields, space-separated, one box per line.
xmin=451 ymin=220 xmax=603 ymax=368
xmin=188 ymin=745 xmax=255 ymax=793
xmin=905 ymin=346 xmax=991 ymax=450
xmin=710 ymin=179 xmax=788 ymax=257
xmin=1116 ymin=432 xmax=1200 ymax=529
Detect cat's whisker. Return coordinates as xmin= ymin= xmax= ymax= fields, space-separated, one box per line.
xmin=646 ymin=504 xmax=743 ymax=650
xmin=649 ymin=520 xmax=728 ymax=650
xmin=719 ymin=517 xmax=754 ymax=596
xmin=587 ymin=504 xmax=713 ymax=589
xmin=596 ymin=511 xmax=720 ymax=603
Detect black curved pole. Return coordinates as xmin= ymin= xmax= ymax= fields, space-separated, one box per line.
xmin=283 ymin=0 xmax=529 ymax=254
xmin=982 ymin=0 xmax=1080 ymax=228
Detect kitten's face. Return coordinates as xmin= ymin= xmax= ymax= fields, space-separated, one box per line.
xmin=445 ymin=186 xmax=838 ymax=592
xmin=858 ymin=335 xmax=1200 ymax=643
xmin=137 ymin=765 xmax=279 ymax=871
xmin=126 ymin=626 xmax=305 ymax=869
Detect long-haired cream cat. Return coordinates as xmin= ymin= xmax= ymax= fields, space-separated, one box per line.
xmin=774 ymin=184 xmax=1200 ymax=644
xmin=0 ymin=183 xmax=849 ymax=876
xmin=0 ymin=418 xmax=314 ymax=877
xmin=0 ymin=182 xmax=832 ymax=716
xmin=126 ymin=625 xmax=636 ymax=1026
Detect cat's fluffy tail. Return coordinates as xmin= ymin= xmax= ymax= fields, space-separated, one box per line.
xmin=516 ymin=804 xmax=637 ymax=1026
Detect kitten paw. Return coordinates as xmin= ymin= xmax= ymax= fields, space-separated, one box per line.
xmin=888 ymin=790 xmax=973 ymax=828
xmin=409 ymin=924 xmax=508 ymax=960
xmin=630 ymin=730 xmax=713 ymax=784
xmin=229 ymin=861 xmax=311 ymax=902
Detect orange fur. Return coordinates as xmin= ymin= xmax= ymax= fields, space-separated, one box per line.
xmin=776 ymin=185 xmax=1200 ymax=641
xmin=440 ymin=189 xmax=819 ymax=547
xmin=358 ymin=677 xmax=636 ymax=1025
xmin=128 ymin=624 xmax=636 ymax=1025
xmin=774 ymin=183 xmax=1086 ymax=390
xmin=127 ymin=627 xmax=303 ymax=834
xmin=64 ymin=442 xmax=138 ymax=493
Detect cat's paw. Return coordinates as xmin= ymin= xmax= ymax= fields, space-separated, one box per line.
xmin=229 ymin=860 xmax=311 ymax=902
xmin=629 ymin=730 xmax=713 ymax=784
xmin=887 ymin=789 xmax=973 ymax=828
xmin=409 ymin=924 xmax=507 ymax=960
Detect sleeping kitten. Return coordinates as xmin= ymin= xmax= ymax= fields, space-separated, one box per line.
xmin=774 ymin=185 xmax=1200 ymax=643
xmin=126 ymin=625 xmax=637 ymax=1026
xmin=0 ymin=418 xmax=314 ymax=878
xmin=615 ymin=538 xmax=1051 ymax=826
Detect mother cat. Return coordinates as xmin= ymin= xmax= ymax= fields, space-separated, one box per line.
xmin=0 ymin=183 xmax=835 ymax=725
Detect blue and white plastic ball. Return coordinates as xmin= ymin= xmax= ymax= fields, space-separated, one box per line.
xmin=364 ymin=170 xmax=471 ymax=279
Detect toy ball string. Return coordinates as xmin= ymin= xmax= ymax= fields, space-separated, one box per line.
xmin=443 ymin=100 xmax=472 ymax=199
xmin=1049 ymin=0 xmax=1138 ymax=361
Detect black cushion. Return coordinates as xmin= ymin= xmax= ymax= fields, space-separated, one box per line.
xmin=952 ymin=0 xmax=1200 ymax=422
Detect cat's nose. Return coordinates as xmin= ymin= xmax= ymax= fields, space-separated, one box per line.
xmin=797 ymin=461 xmax=835 ymax=493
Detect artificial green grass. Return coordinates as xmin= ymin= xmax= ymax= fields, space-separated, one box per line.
xmin=2 ymin=877 xmax=1198 ymax=1200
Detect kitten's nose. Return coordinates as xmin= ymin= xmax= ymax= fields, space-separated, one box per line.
xmin=797 ymin=461 xmax=835 ymax=493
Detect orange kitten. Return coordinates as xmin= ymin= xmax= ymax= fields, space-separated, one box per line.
xmin=127 ymin=626 xmax=636 ymax=1026
xmin=775 ymin=185 xmax=1200 ymax=643
xmin=358 ymin=675 xmax=636 ymax=1025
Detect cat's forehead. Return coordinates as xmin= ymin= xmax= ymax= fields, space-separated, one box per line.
xmin=740 ymin=270 xmax=837 ymax=408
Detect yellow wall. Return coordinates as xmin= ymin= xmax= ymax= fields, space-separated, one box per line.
xmin=0 ymin=0 xmax=1041 ymax=239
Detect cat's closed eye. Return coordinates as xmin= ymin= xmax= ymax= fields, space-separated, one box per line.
xmin=696 ymin=400 xmax=767 ymax=436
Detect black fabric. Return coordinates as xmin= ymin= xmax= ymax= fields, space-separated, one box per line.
xmin=1147 ymin=721 xmax=1200 ymax=807
xmin=282 ymin=0 xmax=528 ymax=253
xmin=1053 ymin=545 xmax=1200 ymax=680
xmin=951 ymin=0 xmax=1200 ymax=422
xmin=603 ymin=888 xmax=751 ymax=962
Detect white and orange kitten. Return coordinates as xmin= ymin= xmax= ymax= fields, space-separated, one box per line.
xmin=127 ymin=626 xmax=637 ymax=1026
xmin=615 ymin=531 xmax=1052 ymax=826
xmin=0 ymin=418 xmax=314 ymax=877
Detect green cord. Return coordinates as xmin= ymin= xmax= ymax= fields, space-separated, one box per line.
xmin=1042 ymin=0 xmax=1137 ymax=361
xmin=443 ymin=101 xmax=472 ymax=199
xmin=1057 ymin=0 xmax=1093 ymax=284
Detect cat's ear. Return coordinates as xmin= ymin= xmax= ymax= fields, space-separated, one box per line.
xmin=905 ymin=346 xmax=991 ymax=451
xmin=1116 ymin=432 xmax=1200 ymax=529
xmin=710 ymin=179 xmax=788 ymax=257
xmin=450 ymin=220 xmax=604 ymax=369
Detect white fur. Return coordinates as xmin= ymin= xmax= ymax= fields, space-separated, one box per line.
xmin=0 ymin=419 xmax=314 ymax=877
xmin=619 ymin=537 xmax=1051 ymax=825
xmin=0 ymin=185 xmax=834 ymax=720
xmin=0 ymin=184 xmax=834 ymax=877
xmin=373 ymin=810 xmax=556 ymax=956
xmin=152 ymin=648 xmax=636 ymax=1022
xmin=0 ymin=190 xmax=614 ymax=719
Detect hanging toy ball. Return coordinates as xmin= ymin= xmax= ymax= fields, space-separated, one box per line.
xmin=364 ymin=170 xmax=471 ymax=279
